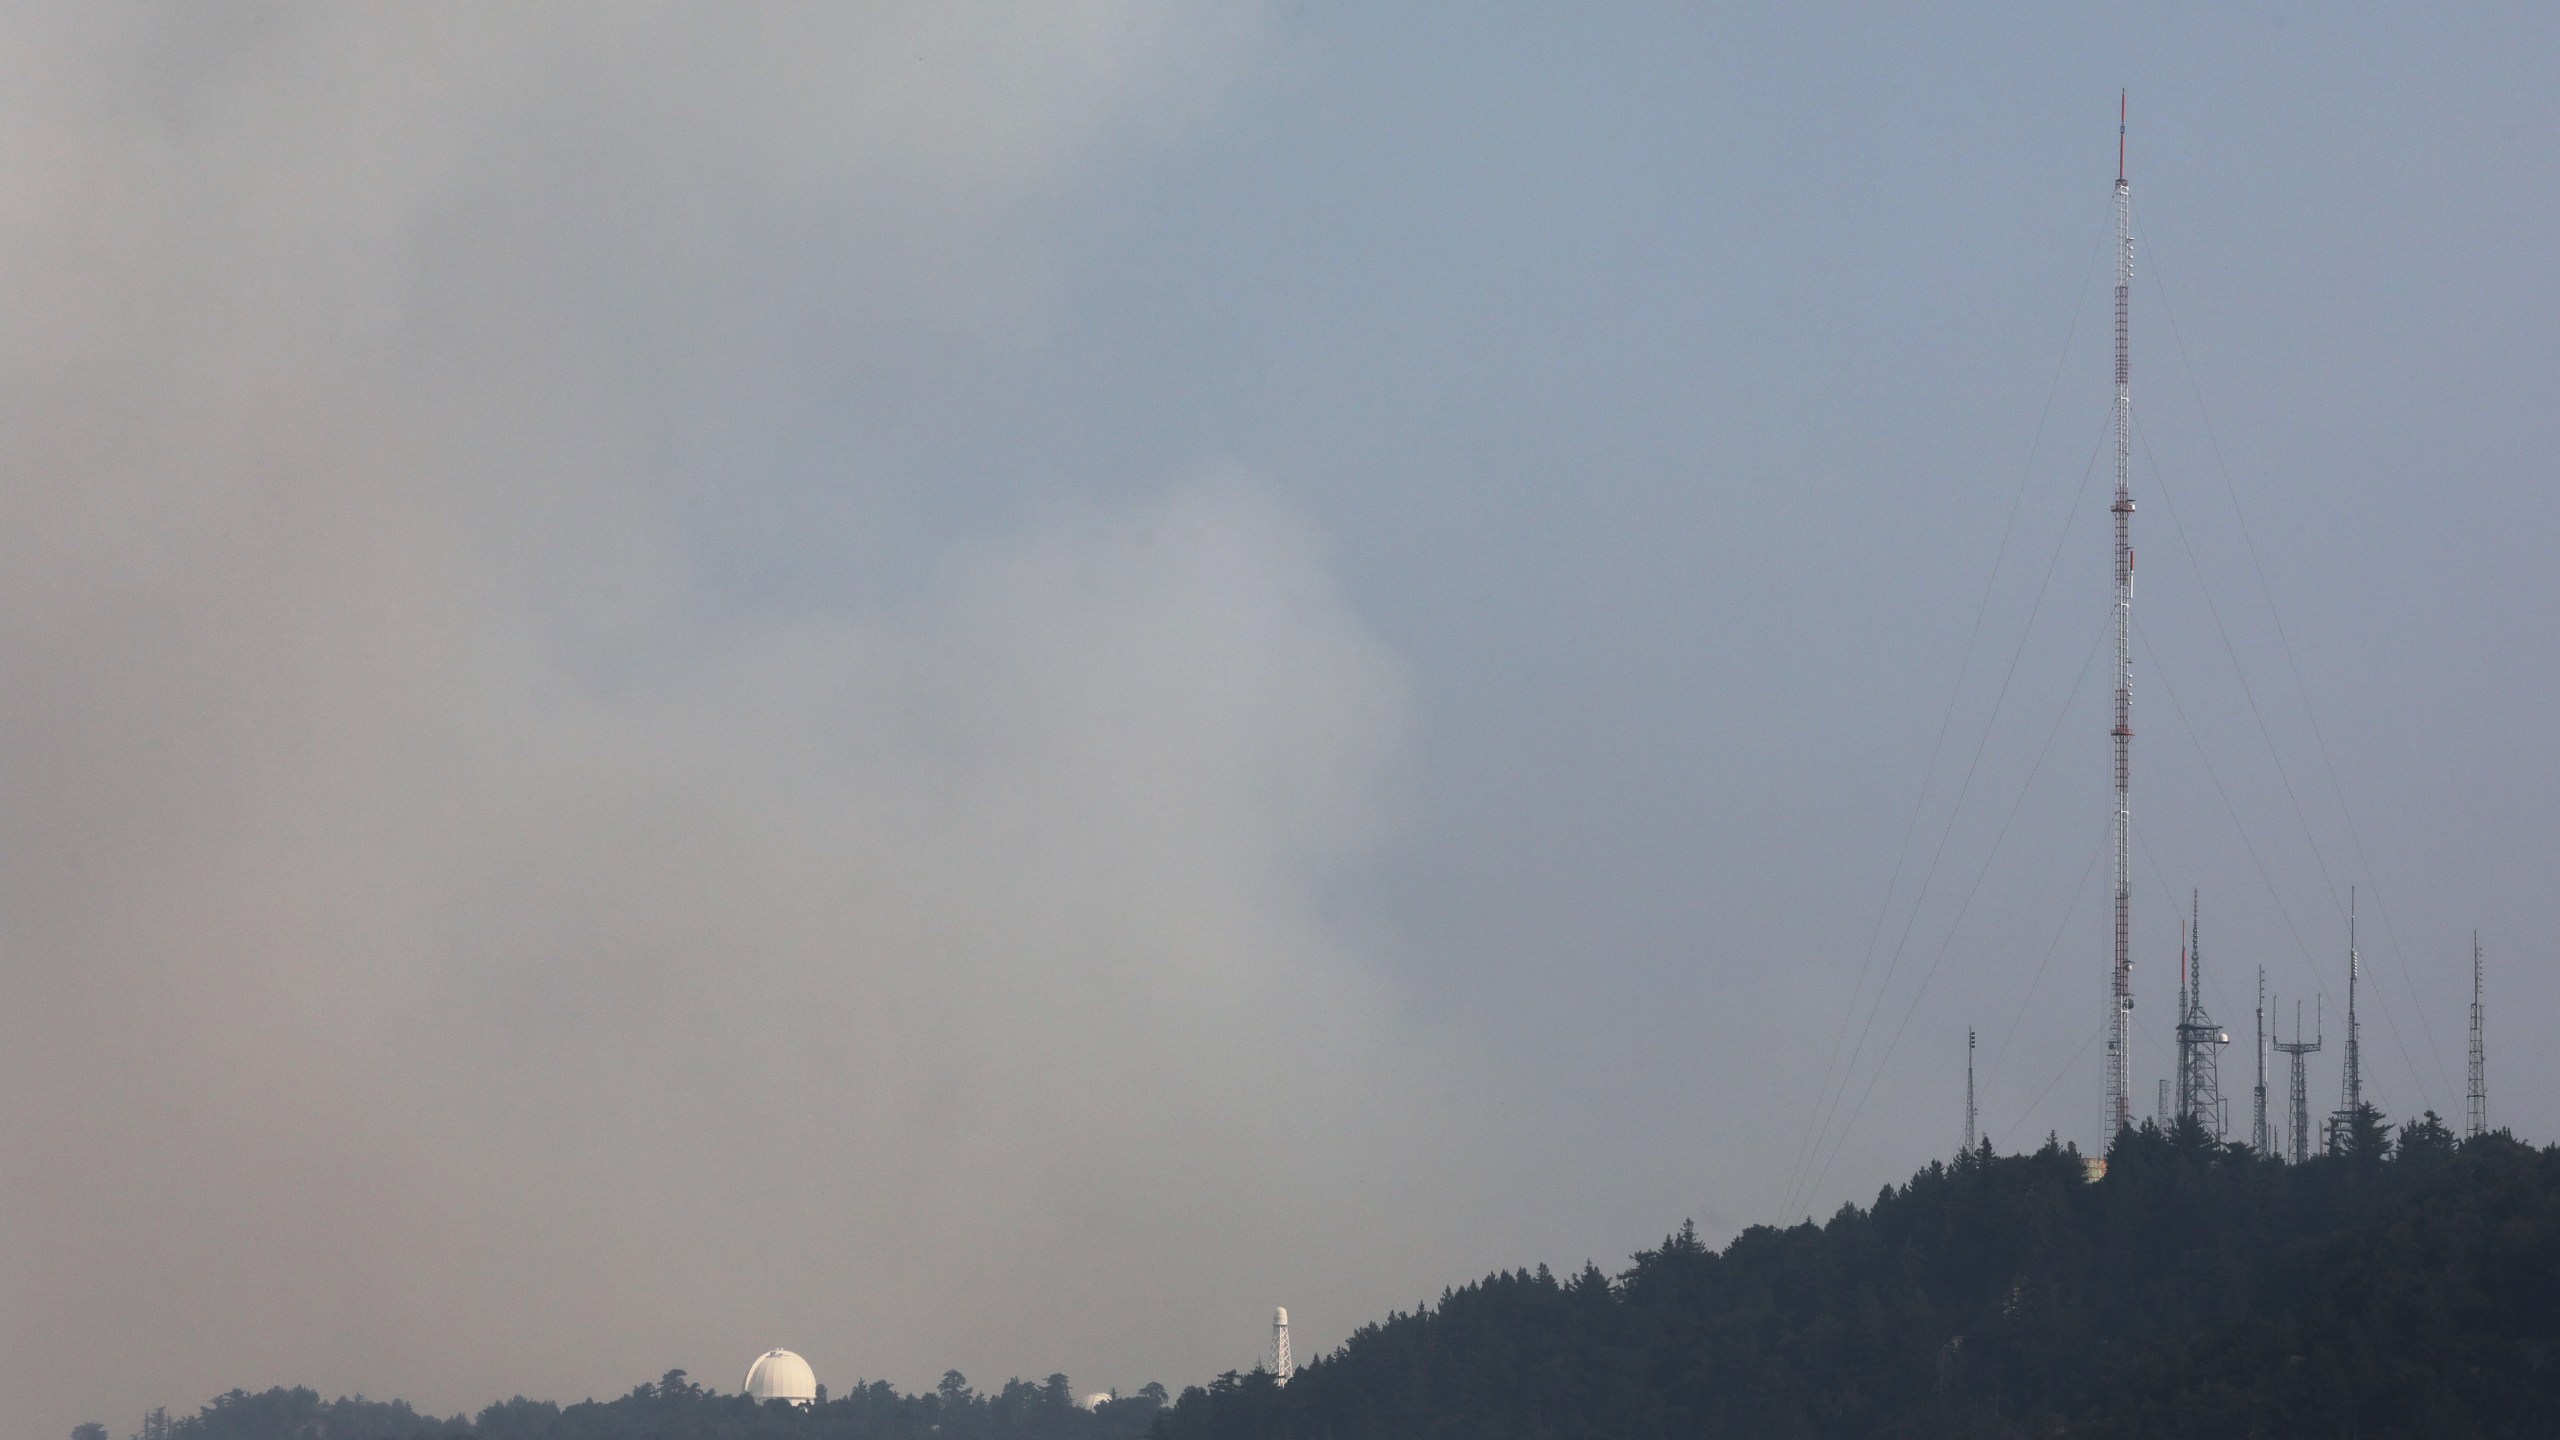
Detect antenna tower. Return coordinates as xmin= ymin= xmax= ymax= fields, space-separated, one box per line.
xmin=2173 ymin=916 xmax=2187 ymax=1125
xmin=2104 ymin=92 xmax=2138 ymax=1142
xmin=2251 ymin=966 xmax=2270 ymax=1153
xmin=2325 ymin=891 xmax=2364 ymax=1155
xmin=1272 ymin=1307 xmax=1294 ymax=1385
xmin=2174 ymin=893 xmax=2229 ymax=1136
xmin=2273 ymin=997 xmax=2322 ymax=1163
xmin=1964 ymin=1028 xmax=1978 ymax=1153
xmin=2466 ymin=933 xmax=2487 ymax=1139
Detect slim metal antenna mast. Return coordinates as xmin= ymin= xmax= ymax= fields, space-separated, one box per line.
xmin=2346 ymin=889 xmax=2361 ymax=1115
xmin=2325 ymin=891 xmax=2363 ymax=1155
xmin=2174 ymin=914 xmax=2190 ymax=1125
xmin=1964 ymin=1028 xmax=1978 ymax=1154
xmin=2252 ymin=966 xmax=2269 ymax=1153
xmin=2104 ymin=90 xmax=2138 ymax=1141
xmin=2467 ymin=932 xmax=2487 ymax=1139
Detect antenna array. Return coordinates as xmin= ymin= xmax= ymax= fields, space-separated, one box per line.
xmin=2068 ymin=103 xmax=2493 ymax=1178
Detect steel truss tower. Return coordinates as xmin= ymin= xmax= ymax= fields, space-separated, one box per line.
xmin=2174 ymin=894 xmax=2230 ymax=1137
xmin=2274 ymin=997 xmax=2322 ymax=1163
xmin=2104 ymin=94 xmax=2138 ymax=1141
xmin=2252 ymin=967 xmax=2270 ymax=1153
xmin=2467 ymin=933 xmax=2487 ymax=1139
xmin=1273 ymin=1308 xmax=1294 ymax=1385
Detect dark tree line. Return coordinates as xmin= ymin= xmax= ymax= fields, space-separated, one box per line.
xmin=83 ymin=1370 xmax=1167 ymax=1440
xmin=77 ymin=1112 xmax=2560 ymax=1440
xmin=1157 ymin=1112 xmax=2560 ymax=1439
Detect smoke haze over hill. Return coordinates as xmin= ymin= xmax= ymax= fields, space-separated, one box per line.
xmin=0 ymin=4 xmax=1510 ymax=1428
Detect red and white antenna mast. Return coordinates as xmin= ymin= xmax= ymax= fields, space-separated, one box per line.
xmin=2105 ymin=92 xmax=2138 ymax=1139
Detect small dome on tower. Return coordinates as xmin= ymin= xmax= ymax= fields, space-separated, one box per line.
xmin=744 ymin=1349 xmax=817 ymax=1406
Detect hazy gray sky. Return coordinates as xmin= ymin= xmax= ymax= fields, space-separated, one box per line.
xmin=5 ymin=5 xmax=2556 ymax=1434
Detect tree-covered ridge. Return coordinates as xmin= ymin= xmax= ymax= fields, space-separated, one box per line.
xmin=94 ymin=1370 xmax=1167 ymax=1440
xmin=77 ymin=1116 xmax=2560 ymax=1440
xmin=1157 ymin=1115 xmax=2560 ymax=1439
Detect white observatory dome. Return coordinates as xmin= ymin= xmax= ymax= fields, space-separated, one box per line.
xmin=744 ymin=1349 xmax=817 ymax=1406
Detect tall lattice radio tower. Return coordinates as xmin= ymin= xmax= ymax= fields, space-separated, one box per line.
xmin=2104 ymin=93 xmax=2138 ymax=1141
xmin=1272 ymin=1307 xmax=1294 ymax=1385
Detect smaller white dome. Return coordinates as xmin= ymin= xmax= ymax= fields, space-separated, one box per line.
xmin=744 ymin=1349 xmax=817 ymax=1406
xmin=1080 ymin=1393 xmax=1113 ymax=1411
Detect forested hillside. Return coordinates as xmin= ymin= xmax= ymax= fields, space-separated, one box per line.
xmin=78 ymin=1115 xmax=2560 ymax=1440
xmin=1159 ymin=1113 xmax=2560 ymax=1439
xmin=84 ymin=1371 xmax=1166 ymax=1440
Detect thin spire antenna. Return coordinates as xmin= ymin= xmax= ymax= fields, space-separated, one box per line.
xmin=1964 ymin=1028 xmax=1978 ymax=1154
xmin=2348 ymin=889 xmax=2361 ymax=1113
xmin=2119 ymin=90 xmax=2127 ymax=184
xmin=2174 ymin=913 xmax=2189 ymax=1122
xmin=2326 ymin=891 xmax=2364 ymax=1155
xmin=2252 ymin=966 xmax=2269 ymax=1153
